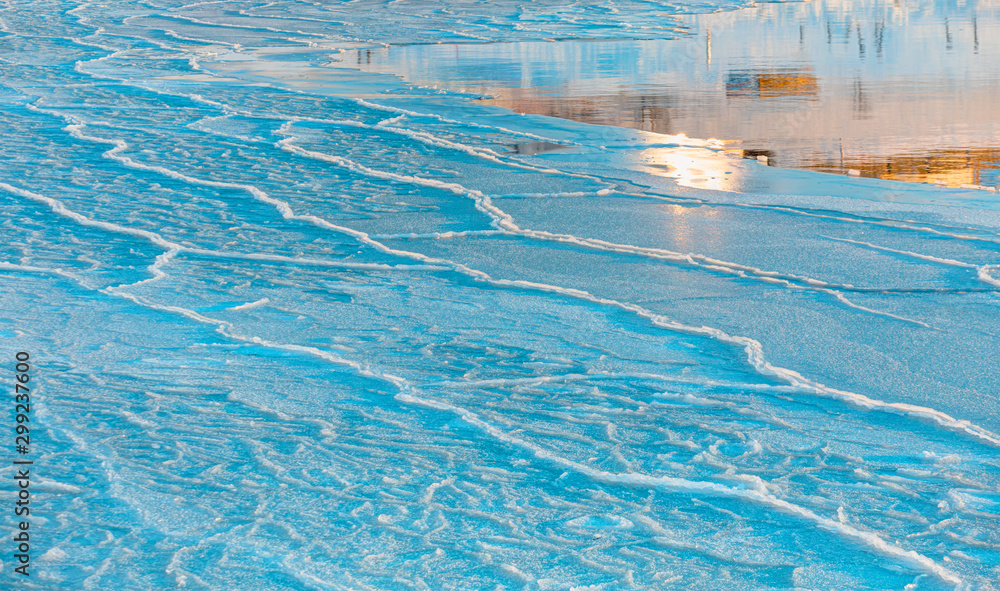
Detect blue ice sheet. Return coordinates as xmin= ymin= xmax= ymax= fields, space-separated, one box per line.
xmin=1 ymin=1 xmax=998 ymax=589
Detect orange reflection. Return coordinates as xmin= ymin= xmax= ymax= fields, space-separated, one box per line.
xmin=639 ymin=144 xmax=742 ymax=193
xmin=726 ymin=69 xmax=820 ymax=99
xmin=794 ymin=147 xmax=1000 ymax=187
xmin=479 ymin=87 xmax=679 ymax=135
xmin=759 ymin=72 xmax=819 ymax=98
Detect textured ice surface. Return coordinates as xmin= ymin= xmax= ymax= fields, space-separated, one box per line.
xmin=1 ymin=0 xmax=999 ymax=590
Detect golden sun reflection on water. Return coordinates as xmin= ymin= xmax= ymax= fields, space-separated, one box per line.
xmin=804 ymin=147 xmax=1000 ymax=190
xmin=637 ymin=143 xmax=742 ymax=193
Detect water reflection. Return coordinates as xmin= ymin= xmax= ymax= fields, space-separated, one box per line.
xmin=725 ymin=69 xmax=820 ymax=99
xmin=347 ymin=0 xmax=1000 ymax=189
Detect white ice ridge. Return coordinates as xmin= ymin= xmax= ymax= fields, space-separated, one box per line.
xmin=0 ymin=260 xmax=79 ymax=279
xmin=157 ymin=13 xmax=330 ymax=39
xmin=0 ymin=183 xmax=445 ymax=280
xmin=71 ymin=47 xmax=615 ymax=191
xmin=368 ymin=229 xmax=507 ymax=241
xmin=823 ymin=236 xmax=979 ymax=269
xmin=351 ymin=97 xmax=567 ymax=144
xmin=225 ymin=298 xmax=270 ymax=311
xmin=978 ymin=265 xmax=1000 ymax=288
xmin=427 ymin=371 xmax=787 ymax=393
xmin=0 ymin=181 xmax=183 ymax=292
xmin=277 ymin=132 xmax=931 ymax=327
xmin=73 ymin=36 xmax=572 ymax=152
xmin=394 ymin=391 xmax=969 ymax=589
xmin=759 ymin=204 xmax=1000 ymax=245
xmin=40 ymin=118 xmax=1000 ymax=449
xmin=86 ymin=45 xmax=577 ymax=153
xmin=321 ymin=115 xmax=591 ymax=179
xmin=0 ymin=1 xmax=10 ymax=35
xmin=118 ymin=14 xmax=243 ymax=49
xmin=491 ymin=277 xmax=1000 ymax=447
xmin=826 ymin=236 xmax=1000 ymax=290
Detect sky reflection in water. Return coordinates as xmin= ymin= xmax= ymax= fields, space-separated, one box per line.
xmin=350 ymin=0 xmax=1000 ymax=189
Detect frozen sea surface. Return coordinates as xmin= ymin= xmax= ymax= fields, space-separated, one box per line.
xmin=1 ymin=0 xmax=999 ymax=590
